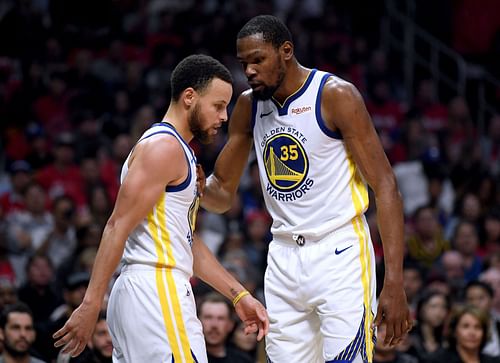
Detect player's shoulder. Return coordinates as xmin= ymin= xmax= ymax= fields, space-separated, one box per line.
xmin=322 ymin=74 xmax=360 ymax=100
xmin=322 ymin=75 xmax=362 ymax=105
xmin=237 ymin=88 xmax=254 ymax=105
xmin=133 ymin=130 xmax=185 ymax=163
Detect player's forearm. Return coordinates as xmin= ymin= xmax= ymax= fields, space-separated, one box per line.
xmin=82 ymin=220 xmax=126 ymax=307
xmin=192 ymin=237 xmax=245 ymax=300
xmin=376 ymin=183 xmax=405 ymax=284
xmin=200 ymin=175 xmax=233 ymax=213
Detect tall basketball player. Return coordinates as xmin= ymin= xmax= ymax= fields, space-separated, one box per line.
xmin=53 ymin=55 xmax=268 ymax=363
xmin=201 ymin=16 xmax=411 ymax=363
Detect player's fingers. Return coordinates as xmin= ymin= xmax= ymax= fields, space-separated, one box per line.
xmin=61 ymin=339 xmax=78 ymax=355
xmin=53 ymin=324 xmax=69 ymax=339
xmin=54 ymin=332 xmax=73 ymax=348
xmin=244 ymin=323 xmax=258 ymax=335
xmin=384 ymin=322 xmax=395 ymax=346
xmin=391 ymin=320 xmax=403 ymax=346
xmin=70 ymin=340 xmax=86 ymax=357
xmin=256 ymin=321 xmax=265 ymax=341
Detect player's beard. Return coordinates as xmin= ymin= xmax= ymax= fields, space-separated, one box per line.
xmin=188 ymin=103 xmax=212 ymax=145
xmin=252 ymin=61 xmax=286 ymax=100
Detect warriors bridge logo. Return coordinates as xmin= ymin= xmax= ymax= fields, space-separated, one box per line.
xmin=263 ymin=133 xmax=314 ymax=201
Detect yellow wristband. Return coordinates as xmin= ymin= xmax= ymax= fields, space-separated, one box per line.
xmin=232 ymin=290 xmax=250 ymax=306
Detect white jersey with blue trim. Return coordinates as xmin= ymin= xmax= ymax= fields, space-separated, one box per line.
xmin=252 ymin=69 xmax=369 ymax=240
xmin=120 ymin=122 xmax=199 ymax=276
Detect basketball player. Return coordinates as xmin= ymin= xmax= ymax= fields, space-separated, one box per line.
xmin=53 ymin=55 xmax=268 ymax=363
xmin=201 ymin=16 xmax=411 ymax=362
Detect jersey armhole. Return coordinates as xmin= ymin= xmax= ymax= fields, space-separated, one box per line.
xmin=316 ymin=73 xmax=343 ymax=140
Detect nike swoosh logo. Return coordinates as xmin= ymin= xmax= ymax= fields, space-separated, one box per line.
xmin=335 ymin=245 xmax=353 ymax=255
xmin=260 ymin=110 xmax=273 ymax=118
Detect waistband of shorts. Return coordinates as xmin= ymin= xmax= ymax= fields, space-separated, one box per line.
xmin=272 ymin=218 xmax=359 ymax=247
xmin=120 ymin=263 xmax=191 ymax=279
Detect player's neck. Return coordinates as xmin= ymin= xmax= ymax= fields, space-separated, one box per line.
xmin=272 ymin=63 xmax=310 ymax=104
xmin=162 ymin=107 xmax=193 ymax=143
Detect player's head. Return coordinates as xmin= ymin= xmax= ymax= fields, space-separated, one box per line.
xmin=171 ymin=55 xmax=233 ymax=144
xmin=237 ymin=15 xmax=293 ymax=100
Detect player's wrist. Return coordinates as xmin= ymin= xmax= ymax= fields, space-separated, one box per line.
xmin=232 ymin=290 xmax=250 ymax=306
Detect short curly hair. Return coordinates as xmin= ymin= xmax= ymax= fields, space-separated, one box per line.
xmin=170 ymin=54 xmax=232 ymax=102
xmin=237 ymin=15 xmax=292 ymax=49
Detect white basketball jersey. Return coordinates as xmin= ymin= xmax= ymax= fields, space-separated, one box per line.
xmin=120 ymin=122 xmax=199 ymax=276
xmin=252 ymin=69 xmax=369 ymax=240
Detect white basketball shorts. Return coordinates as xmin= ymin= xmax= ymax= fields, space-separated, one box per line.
xmin=107 ymin=265 xmax=207 ymax=363
xmin=265 ymin=216 xmax=377 ymax=363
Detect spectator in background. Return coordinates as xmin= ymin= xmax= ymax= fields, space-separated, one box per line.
xmin=413 ymin=79 xmax=448 ymax=133
xmin=6 ymin=183 xmax=52 ymax=285
xmin=17 ymin=254 xmax=61 ymax=324
xmin=465 ymin=281 xmax=500 ymax=357
xmin=438 ymin=250 xmax=466 ymax=301
xmin=402 ymin=261 xmax=424 ymax=318
xmin=199 ymin=292 xmax=252 ymax=363
xmin=429 ymin=305 xmax=499 ymax=363
xmin=445 ymin=192 xmax=482 ymax=240
xmin=480 ymin=115 xmax=500 ymax=176
xmin=0 ymin=302 xmax=46 ymax=363
xmin=480 ymin=268 xmax=500 ymax=321
xmin=407 ymin=205 xmax=449 ymax=273
xmin=99 ymin=134 xmax=133 ymax=203
xmin=32 ymin=71 xmax=71 ymax=138
xmin=480 ymin=210 xmax=500 ymax=259
xmin=410 ymin=290 xmax=450 ymax=362
xmin=35 ymin=132 xmax=86 ymax=208
xmin=36 ymin=195 xmax=77 ymax=270
xmin=452 ymin=221 xmax=483 ymax=283
xmin=0 ymin=161 xmax=32 ymax=217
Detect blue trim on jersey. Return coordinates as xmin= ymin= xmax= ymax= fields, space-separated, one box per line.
xmin=138 ymin=123 xmax=194 ymax=192
xmin=271 ymin=69 xmax=317 ymax=116
xmin=159 ymin=122 xmax=197 ymax=162
xmin=315 ymin=73 xmax=343 ymax=140
xmin=165 ymin=150 xmax=192 ymax=192
xmin=251 ymin=95 xmax=258 ymax=131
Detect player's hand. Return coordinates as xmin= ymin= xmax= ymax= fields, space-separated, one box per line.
xmin=373 ymin=282 xmax=412 ymax=347
xmin=196 ymin=164 xmax=206 ymax=197
xmin=234 ymin=294 xmax=269 ymax=341
xmin=53 ymin=302 xmax=100 ymax=357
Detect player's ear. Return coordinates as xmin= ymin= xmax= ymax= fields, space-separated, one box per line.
xmin=281 ymin=41 xmax=293 ymax=61
xmin=182 ymin=87 xmax=196 ymax=107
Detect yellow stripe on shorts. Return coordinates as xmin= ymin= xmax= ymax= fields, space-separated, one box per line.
xmin=148 ymin=193 xmax=194 ymax=363
xmin=347 ymin=155 xmax=373 ymax=362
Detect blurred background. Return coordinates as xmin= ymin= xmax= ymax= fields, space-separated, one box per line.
xmin=0 ymin=0 xmax=499 ymax=362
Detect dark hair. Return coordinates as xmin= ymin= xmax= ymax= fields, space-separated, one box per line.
xmin=448 ymin=305 xmax=489 ymax=351
xmin=237 ymin=15 xmax=292 ymax=49
xmin=465 ymin=280 xmax=494 ymax=299
xmin=170 ymin=54 xmax=232 ymax=102
xmin=0 ymin=302 xmax=34 ymax=329
xmin=197 ymin=292 xmax=233 ymax=320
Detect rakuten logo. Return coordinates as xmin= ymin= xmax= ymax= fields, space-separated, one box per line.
xmin=291 ymin=106 xmax=312 ymax=115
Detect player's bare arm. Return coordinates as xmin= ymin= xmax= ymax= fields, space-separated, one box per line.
xmin=53 ymin=135 xmax=187 ymax=357
xmin=192 ymin=235 xmax=269 ymax=340
xmin=321 ymin=78 xmax=411 ymax=346
xmin=201 ymin=91 xmax=254 ymax=213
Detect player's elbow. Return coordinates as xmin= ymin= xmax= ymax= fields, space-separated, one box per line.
xmin=376 ymin=174 xmax=402 ymax=202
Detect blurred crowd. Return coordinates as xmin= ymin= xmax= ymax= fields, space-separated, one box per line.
xmin=0 ymin=0 xmax=499 ymax=362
